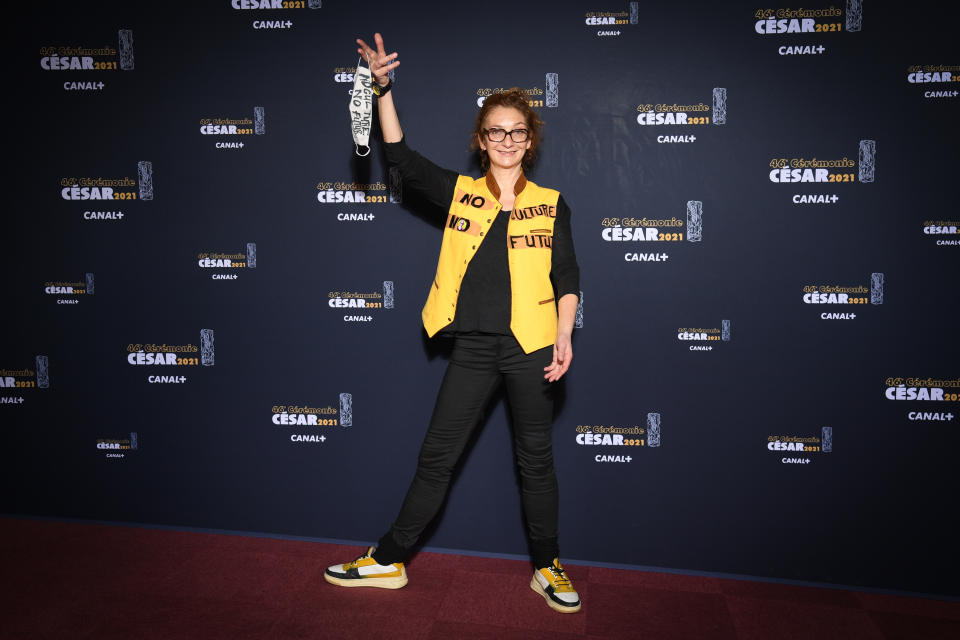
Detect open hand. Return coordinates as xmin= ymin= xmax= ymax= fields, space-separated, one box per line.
xmin=356 ymin=33 xmax=399 ymax=87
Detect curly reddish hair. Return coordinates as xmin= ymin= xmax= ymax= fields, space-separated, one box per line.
xmin=469 ymin=88 xmax=544 ymax=171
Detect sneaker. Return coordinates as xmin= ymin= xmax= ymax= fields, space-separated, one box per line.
xmin=530 ymin=558 xmax=581 ymax=613
xmin=324 ymin=546 xmax=408 ymax=589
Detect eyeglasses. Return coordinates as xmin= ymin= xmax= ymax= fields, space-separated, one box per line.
xmin=484 ymin=127 xmax=529 ymax=143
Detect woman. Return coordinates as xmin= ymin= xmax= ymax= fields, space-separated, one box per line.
xmin=325 ymin=33 xmax=581 ymax=614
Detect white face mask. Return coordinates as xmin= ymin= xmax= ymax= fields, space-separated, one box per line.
xmin=349 ymin=60 xmax=373 ymax=157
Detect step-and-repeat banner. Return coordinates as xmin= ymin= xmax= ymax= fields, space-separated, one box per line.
xmin=4 ymin=1 xmax=958 ymax=596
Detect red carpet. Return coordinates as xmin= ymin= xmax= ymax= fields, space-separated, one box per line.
xmin=1 ymin=519 xmax=958 ymax=639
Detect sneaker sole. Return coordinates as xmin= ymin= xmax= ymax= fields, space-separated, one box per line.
xmin=529 ymin=576 xmax=581 ymax=613
xmin=324 ymin=572 xmax=408 ymax=589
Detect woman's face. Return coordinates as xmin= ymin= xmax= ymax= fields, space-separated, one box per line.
xmin=479 ymin=106 xmax=531 ymax=171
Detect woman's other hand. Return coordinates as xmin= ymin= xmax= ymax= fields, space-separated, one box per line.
xmin=544 ymin=333 xmax=573 ymax=382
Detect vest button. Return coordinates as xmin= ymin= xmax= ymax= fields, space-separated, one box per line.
xmin=472 ymin=245 xmax=476 ymax=249
xmin=487 ymin=219 xmax=491 ymax=223
xmin=479 ymin=232 xmax=484 ymax=236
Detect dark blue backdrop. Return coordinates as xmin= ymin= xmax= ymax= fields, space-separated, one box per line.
xmin=3 ymin=0 xmax=958 ymax=597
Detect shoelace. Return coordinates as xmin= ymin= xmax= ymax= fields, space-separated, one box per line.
xmin=344 ymin=550 xmax=372 ymax=570
xmin=548 ymin=563 xmax=571 ymax=589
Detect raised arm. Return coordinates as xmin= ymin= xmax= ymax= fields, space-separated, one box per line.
xmin=356 ymin=33 xmax=458 ymax=212
xmin=356 ymin=33 xmax=402 ymax=143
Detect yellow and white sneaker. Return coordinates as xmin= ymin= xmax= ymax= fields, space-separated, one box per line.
xmin=530 ymin=559 xmax=581 ymax=613
xmin=324 ymin=546 xmax=408 ymax=589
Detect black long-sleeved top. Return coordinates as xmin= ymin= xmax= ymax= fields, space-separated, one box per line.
xmin=384 ymin=138 xmax=580 ymax=335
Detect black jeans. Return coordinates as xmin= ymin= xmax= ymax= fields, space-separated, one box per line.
xmin=374 ymin=334 xmax=560 ymax=569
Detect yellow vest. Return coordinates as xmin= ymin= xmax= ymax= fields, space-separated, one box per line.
xmin=421 ymin=173 xmax=560 ymax=354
